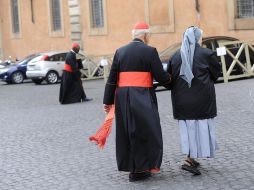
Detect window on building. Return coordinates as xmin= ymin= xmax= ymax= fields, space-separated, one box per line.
xmin=237 ymin=0 xmax=254 ymax=18
xmin=11 ymin=0 xmax=20 ymax=34
xmin=50 ymin=0 xmax=62 ymax=31
xmin=227 ymin=0 xmax=254 ymax=30
xmin=144 ymin=0 xmax=175 ymax=33
xmin=90 ymin=0 xmax=104 ymax=28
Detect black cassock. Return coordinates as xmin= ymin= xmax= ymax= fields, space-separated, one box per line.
xmin=103 ymin=39 xmax=171 ymax=172
xmin=59 ymin=51 xmax=86 ymax=104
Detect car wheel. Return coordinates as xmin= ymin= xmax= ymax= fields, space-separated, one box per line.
xmin=46 ymin=71 xmax=59 ymax=84
xmin=11 ymin=71 xmax=24 ymax=84
xmin=32 ymin=79 xmax=43 ymax=85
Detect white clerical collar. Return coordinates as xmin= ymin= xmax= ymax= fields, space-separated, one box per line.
xmin=71 ymin=50 xmax=76 ymax=54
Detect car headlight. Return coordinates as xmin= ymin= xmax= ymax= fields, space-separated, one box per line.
xmin=0 ymin=68 xmax=9 ymax=74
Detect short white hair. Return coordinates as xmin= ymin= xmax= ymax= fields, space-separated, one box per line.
xmin=132 ymin=29 xmax=150 ymax=39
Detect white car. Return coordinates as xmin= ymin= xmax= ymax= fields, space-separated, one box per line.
xmin=26 ymin=51 xmax=67 ymax=84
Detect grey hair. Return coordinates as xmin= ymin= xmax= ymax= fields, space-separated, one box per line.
xmin=131 ymin=29 xmax=150 ymax=39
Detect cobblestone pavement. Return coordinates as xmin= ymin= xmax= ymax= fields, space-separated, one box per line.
xmin=0 ymin=78 xmax=254 ymax=190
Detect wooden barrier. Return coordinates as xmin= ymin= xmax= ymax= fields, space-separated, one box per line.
xmin=218 ymin=39 xmax=254 ymax=82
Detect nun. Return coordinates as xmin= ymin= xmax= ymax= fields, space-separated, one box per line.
xmin=168 ymin=26 xmax=221 ymax=175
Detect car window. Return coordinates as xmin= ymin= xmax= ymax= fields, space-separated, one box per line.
xmin=17 ymin=59 xmax=27 ymax=65
xmin=202 ymin=40 xmax=216 ymax=51
xmin=17 ymin=54 xmax=39 ymax=65
xmin=48 ymin=53 xmax=66 ymax=62
xmin=48 ymin=55 xmax=58 ymax=61
xmin=59 ymin=53 xmax=67 ymax=61
xmin=29 ymin=55 xmax=44 ymax=63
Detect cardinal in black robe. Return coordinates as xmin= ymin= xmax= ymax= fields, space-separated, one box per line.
xmin=103 ymin=22 xmax=171 ymax=182
xmin=59 ymin=43 xmax=92 ymax=104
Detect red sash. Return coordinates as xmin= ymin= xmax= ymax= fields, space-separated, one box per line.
xmin=64 ymin=64 xmax=73 ymax=72
xmin=118 ymin=72 xmax=152 ymax=87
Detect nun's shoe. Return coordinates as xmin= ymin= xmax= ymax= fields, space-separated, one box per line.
xmin=189 ymin=159 xmax=200 ymax=167
xmin=181 ymin=164 xmax=201 ymax=175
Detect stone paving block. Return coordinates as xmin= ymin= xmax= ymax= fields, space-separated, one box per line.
xmin=0 ymin=79 xmax=254 ymax=189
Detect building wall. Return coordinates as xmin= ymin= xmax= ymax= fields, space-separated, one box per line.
xmin=81 ymin=0 xmax=254 ymax=56
xmin=80 ymin=0 xmax=185 ymax=55
xmin=0 ymin=0 xmax=254 ymax=59
xmin=0 ymin=22 xmax=3 ymax=60
xmin=200 ymin=0 xmax=254 ymax=39
xmin=0 ymin=0 xmax=72 ymax=60
xmin=80 ymin=0 xmax=146 ymax=55
xmin=0 ymin=0 xmax=3 ymax=60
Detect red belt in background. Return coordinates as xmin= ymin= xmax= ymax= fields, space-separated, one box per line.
xmin=64 ymin=64 xmax=73 ymax=72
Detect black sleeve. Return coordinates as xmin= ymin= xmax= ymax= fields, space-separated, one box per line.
xmin=167 ymin=59 xmax=172 ymax=75
xmin=150 ymin=49 xmax=171 ymax=88
xmin=166 ymin=59 xmax=174 ymax=90
xmin=103 ymin=51 xmax=119 ymax=105
xmin=77 ymin=59 xmax=83 ymax=69
xmin=168 ymin=51 xmax=181 ymax=80
xmin=208 ymin=51 xmax=221 ymax=82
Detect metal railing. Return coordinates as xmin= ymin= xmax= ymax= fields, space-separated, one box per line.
xmin=76 ymin=53 xmax=113 ymax=81
xmin=81 ymin=39 xmax=254 ymax=83
xmin=218 ymin=39 xmax=254 ymax=82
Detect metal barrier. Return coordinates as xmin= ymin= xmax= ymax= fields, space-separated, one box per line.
xmin=218 ymin=39 xmax=254 ymax=82
xmin=81 ymin=39 xmax=254 ymax=83
xmin=76 ymin=53 xmax=113 ymax=81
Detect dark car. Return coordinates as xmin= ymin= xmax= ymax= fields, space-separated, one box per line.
xmin=0 ymin=60 xmax=13 ymax=68
xmin=154 ymin=36 xmax=254 ymax=89
xmin=0 ymin=54 xmax=39 ymax=84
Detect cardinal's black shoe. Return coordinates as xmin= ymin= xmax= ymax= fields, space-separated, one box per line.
xmin=82 ymin=98 xmax=93 ymax=102
xmin=129 ymin=171 xmax=151 ymax=182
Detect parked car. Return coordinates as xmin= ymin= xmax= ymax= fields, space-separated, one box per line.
xmin=0 ymin=54 xmax=39 ymax=84
xmin=153 ymin=36 xmax=254 ymax=89
xmin=0 ymin=59 xmax=15 ymax=69
xmin=26 ymin=51 xmax=68 ymax=84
